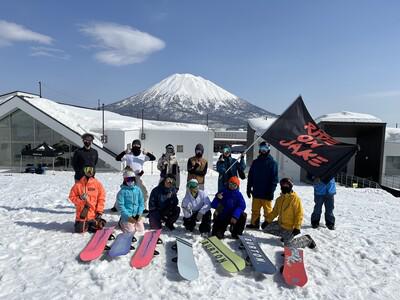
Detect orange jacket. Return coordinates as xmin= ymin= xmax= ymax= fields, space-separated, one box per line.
xmin=69 ymin=176 xmax=106 ymax=221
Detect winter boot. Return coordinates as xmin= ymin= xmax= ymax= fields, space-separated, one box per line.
xmin=311 ymin=222 xmax=319 ymax=229
xmin=326 ymin=223 xmax=335 ymax=230
xmin=305 ymin=234 xmax=317 ymax=249
xmin=261 ymin=221 xmax=269 ymax=230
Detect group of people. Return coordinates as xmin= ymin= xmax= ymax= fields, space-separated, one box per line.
xmin=68 ymin=133 xmax=337 ymax=250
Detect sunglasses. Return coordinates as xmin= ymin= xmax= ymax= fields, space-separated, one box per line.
xmin=125 ymin=177 xmax=135 ymax=182
xmin=132 ymin=145 xmax=141 ymax=148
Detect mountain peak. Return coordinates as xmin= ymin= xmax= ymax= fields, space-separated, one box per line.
xmin=145 ymin=73 xmax=238 ymax=101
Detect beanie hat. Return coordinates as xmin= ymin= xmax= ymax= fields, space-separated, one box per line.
xmin=123 ymin=166 xmax=135 ymax=178
xmin=222 ymin=145 xmax=231 ymax=153
xmin=195 ymin=143 xmax=204 ymax=154
xmin=280 ymin=178 xmax=293 ymax=189
xmin=228 ymin=176 xmax=240 ymax=186
xmin=166 ymin=144 xmax=175 ymax=154
xmin=81 ymin=133 xmax=94 ymax=141
xmin=132 ymin=139 xmax=141 ymax=147
xmin=259 ymin=141 xmax=270 ymax=152
xmin=187 ymin=179 xmax=199 ymax=189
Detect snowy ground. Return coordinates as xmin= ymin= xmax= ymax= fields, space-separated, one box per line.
xmin=0 ymin=170 xmax=399 ymax=300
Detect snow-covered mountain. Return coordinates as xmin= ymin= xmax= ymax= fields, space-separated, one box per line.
xmin=105 ymin=73 xmax=277 ymax=128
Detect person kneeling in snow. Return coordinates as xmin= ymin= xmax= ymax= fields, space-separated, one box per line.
xmin=211 ymin=176 xmax=247 ymax=239
xmin=148 ymin=174 xmax=181 ymax=231
xmin=262 ymin=178 xmax=316 ymax=249
xmin=181 ymin=179 xmax=212 ymax=235
xmin=117 ymin=167 xmax=145 ymax=235
xmin=69 ymin=166 xmax=106 ymax=233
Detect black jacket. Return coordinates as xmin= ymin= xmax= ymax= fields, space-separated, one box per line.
xmin=72 ymin=147 xmax=98 ymax=180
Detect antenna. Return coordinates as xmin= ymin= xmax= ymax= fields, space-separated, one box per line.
xmin=38 ymin=81 xmax=42 ymax=97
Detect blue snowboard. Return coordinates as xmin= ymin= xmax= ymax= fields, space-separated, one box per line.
xmin=108 ymin=232 xmax=134 ymax=258
xmin=174 ymin=236 xmax=199 ymax=281
xmin=239 ymin=235 xmax=276 ymax=274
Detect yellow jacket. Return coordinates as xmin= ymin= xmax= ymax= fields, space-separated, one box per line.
xmin=267 ymin=191 xmax=303 ymax=230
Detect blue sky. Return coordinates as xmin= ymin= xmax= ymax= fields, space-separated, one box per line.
xmin=1 ymin=0 xmax=400 ymax=126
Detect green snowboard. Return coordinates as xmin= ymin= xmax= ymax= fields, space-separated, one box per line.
xmin=201 ymin=236 xmax=246 ymax=273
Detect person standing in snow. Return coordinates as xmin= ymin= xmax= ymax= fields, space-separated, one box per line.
xmin=181 ymin=179 xmax=212 ymax=235
xmin=111 ymin=139 xmax=156 ymax=213
xmin=69 ymin=165 xmax=106 ymax=233
xmin=211 ymin=176 xmax=247 ymax=239
xmin=216 ymin=145 xmax=246 ymax=192
xmin=246 ymin=142 xmax=278 ymax=229
xmin=71 ymin=133 xmax=98 ymax=182
xmin=116 ymin=166 xmax=145 ymax=236
xmin=262 ymin=178 xmax=316 ymax=249
xmin=148 ymin=174 xmax=181 ymax=231
xmin=187 ymin=143 xmax=208 ymax=190
xmin=310 ymin=176 xmax=336 ymax=230
xmin=158 ymin=144 xmax=180 ymax=191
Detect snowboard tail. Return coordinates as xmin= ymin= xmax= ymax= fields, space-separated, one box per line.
xmin=108 ymin=232 xmax=134 ymax=258
xmin=130 ymin=229 xmax=161 ymax=268
xmin=282 ymin=247 xmax=308 ymax=287
xmin=79 ymin=227 xmax=115 ymax=262
xmin=175 ymin=236 xmax=199 ymax=281
xmin=239 ymin=235 xmax=276 ymax=274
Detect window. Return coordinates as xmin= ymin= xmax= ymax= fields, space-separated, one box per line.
xmin=176 ymin=145 xmax=183 ymax=153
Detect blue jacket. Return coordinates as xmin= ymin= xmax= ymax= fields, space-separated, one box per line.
xmin=314 ymin=178 xmax=336 ymax=196
xmin=216 ymin=155 xmax=246 ymax=192
xmin=247 ymin=154 xmax=278 ymax=200
xmin=149 ymin=183 xmax=179 ymax=213
xmin=117 ymin=184 xmax=144 ymax=222
xmin=211 ymin=188 xmax=246 ymax=221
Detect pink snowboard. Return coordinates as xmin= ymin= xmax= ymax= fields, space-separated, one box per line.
xmin=130 ymin=229 xmax=161 ymax=268
xmin=282 ymin=247 xmax=308 ymax=287
xmin=79 ymin=227 xmax=115 ymax=262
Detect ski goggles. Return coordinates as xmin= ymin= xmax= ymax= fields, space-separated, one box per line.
xmin=83 ymin=166 xmax=94 ymax=176
xmin=228 ymin=182 xmax=238 ymax=189
xmin=223 ymin=147 xmax=231 ymax=154
xmin=259 ymin=145 xmax=270 ymax=152
xmin=187 ymin=181 xmax=199 ymax=189
xmin=125 ymin=176 xmax=135 ymax=182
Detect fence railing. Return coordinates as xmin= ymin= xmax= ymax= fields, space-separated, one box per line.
xmin=381 ymin=175 xmax=400 ymax=190
xmin=335 ymin=173 xmax=381 ymax=189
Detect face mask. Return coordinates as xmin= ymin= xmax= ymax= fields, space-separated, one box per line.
xmin=195 ymin=151 xmax=202 ymax=158
xmin=281 ymin=186 xmax=292 ymax=194
xmin=132 ymin=148 xmax=141 ymax=156
xmin=126 ymin=181 xmax=135 ymax=186
xmin=83 ymin=141 xmax=91 ymax=148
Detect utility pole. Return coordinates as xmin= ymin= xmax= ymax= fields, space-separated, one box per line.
xmin=141 ymin=109 xmax=145 ymax=140
xmin=98 ymin=99 xmax=100 ymax=110
xmin=38 ymin=81 xmax=42 ymax=97
xmin=101 ymin=103 xmax=107 ymax=143
xmin=206 ymin=113 xmax=209 ymax=127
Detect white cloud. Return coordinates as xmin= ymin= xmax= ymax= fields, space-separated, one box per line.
xmin=361 ymin=90 xmax=400 ymax=98
xmin=0 ymin=20 xmax=52 ymax=47
xmin=30 ymin=46 xmax=70 ymax=60
xmin=80 ymin=22 xmax=165 ymax=66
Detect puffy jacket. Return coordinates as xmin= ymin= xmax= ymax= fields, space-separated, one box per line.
xmin=211 ymin=188 xmax=246 ymax=221
xmin=157 ymin=154 xmax=181 ymax=189
xmin=216 ymin=155 xmax=246 ymax=192
xmin=149 ymin=182 xmax=179 ymax=213
xmin=267 ymin=191 xmax=303 ymax=231
xmin=117 ymin=184 xmax=144 ymax=222
xmin=71 ymin=147 xmax=98 ymax=180
xmin=181 ymin=189 xmax=211 ymax=218
xmin=187 ymin=156 xmax=208 ymax=184
xmin=69 ymin=176 xmax=105 ymax=221
xmin=314 ymin=178 xmax=336 ymax=196
xmin=247 ymin=154 xmax=278 ymax=200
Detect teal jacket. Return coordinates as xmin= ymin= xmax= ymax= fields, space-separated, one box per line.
xmin=117 ymin=184 xmax=144 ymax=222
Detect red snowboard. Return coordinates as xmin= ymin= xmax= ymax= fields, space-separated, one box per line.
xmin=79 ymin=227 xmax=115 ymax=262
xmin=130 ymin=229 xmax=161 ymax=268
xmin=282 ymin=247 xmax=308 ymax=287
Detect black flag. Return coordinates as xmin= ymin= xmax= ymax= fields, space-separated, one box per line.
xmin=263 ymin=96 xmax=357 ymax=182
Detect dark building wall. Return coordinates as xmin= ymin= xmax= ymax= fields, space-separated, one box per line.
xmin=318 ymin=122 xmax=386 ymax=183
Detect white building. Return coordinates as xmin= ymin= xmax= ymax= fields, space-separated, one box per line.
xmin=0 ymin=91 xmax=214 ymax=171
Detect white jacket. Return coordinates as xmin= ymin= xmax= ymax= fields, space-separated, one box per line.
xmin=181 ymin=189 xmax=211 ymax=218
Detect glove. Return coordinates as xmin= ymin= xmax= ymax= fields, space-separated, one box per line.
xmin=193 ymin=163 xmax=200 ymax=169
xmin=196 ymin=212 xmax=203 ymax=222
xmin=137 ymin=170 xmax=144 ymax=176
xmin=95 ymin=212 xmax=102 ymax=219
xmin=216 ymin=193 xmax=223 ymax=200
xmin=79 ymin=193 xmax=88 ymax=201
xmin=292 ymin=228 xmax=301 ymax=236
xmin=246 ymin=189 xmax=252 ymax=199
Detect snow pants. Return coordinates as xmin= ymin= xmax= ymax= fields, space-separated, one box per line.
xmin=149 ymin=206 xmax=181 ymax=230
xmin=212 ymin=212 xmax=247 ymax=239
xmin=264 ymin=221 xmax=312 ymax=248
xmin=183 ymin=210 xmax=212 ymax=233
xmin=250 ymin=198 xmax=273 ymax=226
xmin=311 ymin=194 xmax=335 ymax=227
xmin=119 ymin=218 xmax=145 ymax=234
